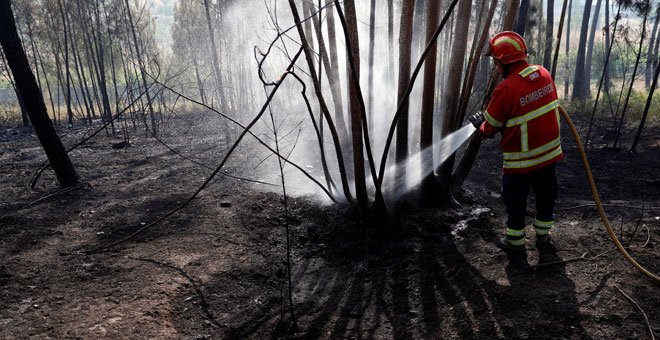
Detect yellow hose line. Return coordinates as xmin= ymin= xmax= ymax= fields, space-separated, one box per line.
xmin=559 ymin=105 xmax=660 ymax=282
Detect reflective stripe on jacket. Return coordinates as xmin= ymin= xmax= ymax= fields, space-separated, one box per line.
xmin=480 ymin=61 xmax=563 ymax=174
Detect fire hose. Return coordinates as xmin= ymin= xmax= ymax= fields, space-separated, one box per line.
xmin=558 ymin=105 xmax=660 ymax=282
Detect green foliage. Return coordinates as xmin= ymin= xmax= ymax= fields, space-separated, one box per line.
xmin=627 ymin=89 xmax=660 ymax=127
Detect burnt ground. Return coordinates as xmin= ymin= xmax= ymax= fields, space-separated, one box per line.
xmin=0 ymin=110 xmax=658 ymax=339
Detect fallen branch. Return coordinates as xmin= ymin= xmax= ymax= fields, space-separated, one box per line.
xmin=531 ymin=249 xmax=615 ymax=268
xmin=613 ymin=284 xmax=655 ymax=340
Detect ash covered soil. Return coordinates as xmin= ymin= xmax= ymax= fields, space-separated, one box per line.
xmin=0 ymin=111 xmax=658 ymax=339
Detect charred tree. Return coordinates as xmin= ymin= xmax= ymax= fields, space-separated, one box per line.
xmin=0 ymin=0 xmax=80 ymax=188
xmin=342 ymin=0 xmax=369 ymax=212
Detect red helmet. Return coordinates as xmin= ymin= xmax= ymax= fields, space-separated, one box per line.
xmin=485 ymin=31 xmax=527 ymax=64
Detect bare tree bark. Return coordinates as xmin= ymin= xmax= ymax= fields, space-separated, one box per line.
xmin=367 ymin=0 xmax=376 ymax=133
xmin=451 ymin=0 xmax=519 ymax=192
xmin=341 ymin=0 xmax=369 ymax=211
xmin=451 ymin=0 xmax=498 ymax=192
xmin=515 ymin=0 xmax=530 ymax=35
xmin=420 ymin=0 xmax=441 ymax=152
xmin=572 ymin=0 xmax=593 ymax=100
xmin=202 ymin=0 xmax=227 ymax=111
xmin=564 ymin=0 xmax=573 ymax=97
xmin=585 ymin=0 xmax=603 ymax=90
xmin=58 ymin=0 xmax=74 ymax=126
xmin=0 ymin=0 xmax=80 ymax=188
xmin=437 ymin=0 xmax=472 ymax=203
xmin=551 ymin=0 xmax=569 ymax=77
xmin=585 ymin=1 xmax=622 ymax=147
xmin=323 ymin=1 xmax=349 ymax=143
xmin=395 ymin=0 xmax=415 ymax=190
xmin=543 ymin=0 xmax=555 ymax=69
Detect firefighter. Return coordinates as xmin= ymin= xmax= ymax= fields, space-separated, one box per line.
xmin=474 ymin=31 xmax=563 ymax=252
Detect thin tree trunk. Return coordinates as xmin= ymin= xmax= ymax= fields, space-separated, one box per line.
xmin=419 ymin=0 xmax=441 ymax=198
xmin=631 ymin=54 xmax=660 ymax=151
xmin=564 ymin=0 xmax=572 ymax=96
xmin=71 ymin=31 xmax=94 ymax=123
xmin=543 ymin=0 xmax=554 ymax=69
xmin=395 ymin=0 xmax=415 ymax=191
xmin=124 ymin=0 xmax=157 ymax=135
xmin=58 ymin=0 xmax=74 ymax=126
xmin=572 ymin=0 xmax=593 ymax=100
xmin=421 ymin=0 xmax=441 ymax=152
xmin=387 ymin=0 xmax=394 ymax=84
xmin=451 ymin=0 xmax=498 ymax=193
xmin=437 ymin=0 xmax=472 ymax=203
xmin=202 ymin=0 xmax=226 ymax=111
xmin=645 ymin=5 xmax=660 ymax=88
xmin=452 ymin=0 xmax=518 ymax=192
xmin=612 ymin=1 xmax=650 ymax=148
xmin=0 ymin=0 xmax=80 ymax=188
xmin=585 ymin=0 xmax=602 ymax=88
xmin=551 ymin=0 xmax=569 ymax=77
xmin=342 ymin=0 xmax=369 ymax=212
xmin=585 ymin=1 xmax=622 ymax=147
xmin=515 ymin=0 xmax=530 ymax=35
xmin=90 ymin=1 xmax=114 ymax=130
xmin=604 ymin=0 xmax=611 ymax=92
xmin=367 ymin=0 xmax=376 ymax=134
xmin=287 ymin=0 xmax=355 ymax=204
xmin=324 ymin=1 xmax=349 ymax=143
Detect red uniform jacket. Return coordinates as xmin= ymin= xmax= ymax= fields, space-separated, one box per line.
xmin=480 ymin=61 xmax=563 ymax=174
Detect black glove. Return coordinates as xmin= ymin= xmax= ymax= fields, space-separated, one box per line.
xmin=468 ymin=111 xmax=485 ymax=129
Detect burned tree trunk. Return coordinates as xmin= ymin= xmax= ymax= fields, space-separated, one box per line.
xmin=0 ymin=0 xmax=80 ymax=188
